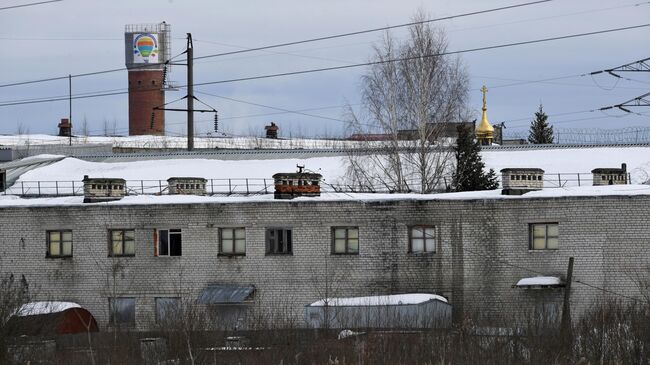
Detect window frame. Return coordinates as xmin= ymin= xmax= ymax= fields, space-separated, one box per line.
xmin=108 ymin=297 xmax=136 ymax=326
xmin=265 ymin=227 xmax=293 ymax=255
xmin=331 ymin=226 xmax=360 ymax=255
xmin=408 ymin=225 xmax=436 ymax=254
xmin=46 ymin=230 xmax=73 ymax=258
xmin=109 ymin=229 xmax=136 ymax=257
xmin=155 ymin=297 xmax=181 ymax=323
xmin=219 ymin=227 xmax=246 ymax=256
xmin=156 ymin=229 xmax=182 ymax=257
xmin=529 ymin=223 xmax=559 ymax=250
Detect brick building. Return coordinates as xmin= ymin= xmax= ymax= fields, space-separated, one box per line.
xmin=1 ymin=187 xmax=649 ymax=330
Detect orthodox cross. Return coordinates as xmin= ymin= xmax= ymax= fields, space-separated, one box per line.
xmin=481 ymin=85 xmax=488 ymax=110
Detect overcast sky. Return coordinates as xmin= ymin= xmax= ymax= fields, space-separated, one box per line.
xmin=1 ymin=0 xmax=649 ymax=139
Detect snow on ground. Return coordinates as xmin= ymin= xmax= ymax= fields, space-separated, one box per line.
xmin=515 ymin=276 xmax=562 ymax=287
xmin=16 ymin=301 xmax=81 ymax=316
xmin=308 ymin=293 xmax=448 ymax=307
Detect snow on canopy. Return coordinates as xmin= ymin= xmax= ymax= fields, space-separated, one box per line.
xmin=16 ymin=301 xmax=81 ymax=316
xmin=516 ymin=276 xmax=562 ymax=287
xmin=308 ymin=293 xmax=448 ymax=307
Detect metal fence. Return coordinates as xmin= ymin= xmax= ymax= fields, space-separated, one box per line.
xmin=1 ymin=172 xmax=632 ymax=198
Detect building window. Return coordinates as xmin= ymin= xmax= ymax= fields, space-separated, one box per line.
xmin=530 ymin=223 xmax=559 ymax=250
xmin=109 ymin=297 xmax=135 ymax=325
xmin=155 ymin=297 xmax=180 ymax=323
xmin=409 ymin=226 xmax=436 ymax=253
xmin=266 ymin=228 xmax=292 ymax=255
xmin=46 ymin=230 xmax=73 ymax=258
xmin=157 ymin=229 xmax=182 ymax=256
xmin=110 ymin=229 xmax=135 ymax=256
xmin=219 ymin=228 xmax=246 ymax=255
xmin=332 ymin=227 xmax=359 ymax=254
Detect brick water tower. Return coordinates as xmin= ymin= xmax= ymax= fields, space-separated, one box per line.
xmin=125 ymin=22 xmax=171 ymax=135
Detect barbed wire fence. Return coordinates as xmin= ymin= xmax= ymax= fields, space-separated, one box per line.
xmin=504 ymin=127 xmax=650 ymax=144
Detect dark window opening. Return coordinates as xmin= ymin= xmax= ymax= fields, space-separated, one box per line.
xmin=266 ymin=228 xmax=292 ymax=255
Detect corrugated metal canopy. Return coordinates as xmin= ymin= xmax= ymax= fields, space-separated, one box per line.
xmin=197 ymin=284 xmax=255 ymax=304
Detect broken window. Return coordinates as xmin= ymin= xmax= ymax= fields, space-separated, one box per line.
xmin=157 ymin=229 xmax=182 ymax=256
xmin=110 ymin=229 xmax=135 ymax=256
xmin=155 ymin=297 xmax=180 ymax=323
xmin=332 ymin=227 xmax=359 ymax=254
xmin=220 ymin=228 xmax=246 ymax=255
xmin=266 ymin=228 xmax=292 ymax=255
xmin=530 ymin=223 xmax=559 ymax=250
xmin=109 ymin=297 xmax=135 ymax=325
xmin=46 ymin=230 xmax=73 ymax=258
xmin=409 ymin=226 xmax=436 ymax=253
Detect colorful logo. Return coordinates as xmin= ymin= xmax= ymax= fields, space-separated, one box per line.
xmin=133 ymin=33 xmax=159 ymax=63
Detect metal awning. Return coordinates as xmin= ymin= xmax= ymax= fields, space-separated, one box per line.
xmin=197 ymin=284 xmax=255 ymax=304
xmin=513 ymin=276 xmax=564 ymax=289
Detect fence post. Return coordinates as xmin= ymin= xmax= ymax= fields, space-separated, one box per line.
xmin=558 ymin=173 xmax=561 ymax=187
xmin=246 ymin=178 xmax=250 ymax=195
xmin=159 ymin=180 xmax=162 ymax=194
xmin=141 ymin=180 xmax=144 ymax=195
xmin=38 ymin=181 xmax=41 ymax=196
xmin=228 ymin=179 xmax=232 ymax=195
xmin=71 ymin=181 xmax=73 ymax=195
xmin=21 ymin=182 xmax=24 ymax=196
xmin=211 ymin=179 xmax=214 ymax=195
xmin=264 ymin=179 xmax=268 ymax=194
xmin=577 ymin=174 xmax=580 ymax=187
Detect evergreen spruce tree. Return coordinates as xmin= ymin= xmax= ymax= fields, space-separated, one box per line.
xmin=527 ymin=104 xmax=554 ymax=144
xmin=452 ymin=124 xmax=499 ymax=192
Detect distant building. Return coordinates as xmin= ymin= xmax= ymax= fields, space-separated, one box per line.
xmin=265 ymin=122 xmax=279 ymax=139
xmin=57 ymin=118 xmax=71 ymax=137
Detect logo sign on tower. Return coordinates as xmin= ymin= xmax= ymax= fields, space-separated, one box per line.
xmin=132 ymin=33 xmax=159 ymax=64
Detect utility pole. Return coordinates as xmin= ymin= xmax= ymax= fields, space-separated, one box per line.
xmin=68 ymin=74 xmax=72 ymax=146
xmin=186 ymin=33 xmax=194 ymax=151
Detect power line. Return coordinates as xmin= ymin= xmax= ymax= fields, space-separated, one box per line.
xmin=192 ymin=0 xmax=554 ymax=61
xmin=0 ymin=0 xmax=61 ymax=11
xmin=192 ymin=23 xmax=650 ymax=87
xmin=0 ymin=0 xmax=551 ymax=89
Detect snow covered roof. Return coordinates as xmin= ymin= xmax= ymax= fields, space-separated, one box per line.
xmin=15 ymin=301 xmax=81 ymax=316
xmin=515 ymin=276 xmax=563 ymax=288
xmin=308 ymin=293 xmax=448 ymax=307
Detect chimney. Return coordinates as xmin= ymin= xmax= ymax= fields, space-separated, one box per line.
xmin=58 ymin=118 xmax=72 ymax=137
xmin=83 ymin=176 xmax=126 ymax=203
xmin=272 ymin=166 xmax=322 ymax=199
xmin=167 ymin=177 xmax=207 ymax=195
xmin=500 ymin=168 xmax=544 ymax=195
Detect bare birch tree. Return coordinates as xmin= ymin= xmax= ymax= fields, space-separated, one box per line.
xmin=345 ymin=11 xmax=470 ymax=193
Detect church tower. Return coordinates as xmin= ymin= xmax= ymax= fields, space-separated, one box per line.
xmin=476 ymin=85 xmax=494 ymax=145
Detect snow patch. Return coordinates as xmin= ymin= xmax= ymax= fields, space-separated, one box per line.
xmin=516 ymin=276 xmax=562 ymax=287
xmin=308 ymin=293 xmax=448 ymax=307
xmin=16 ymin=301 xmax=81 ymax=316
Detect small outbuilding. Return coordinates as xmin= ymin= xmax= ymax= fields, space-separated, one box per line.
xmin=167 ymin=177 xmax=207 ymax=195
xmin=592 ymin=163 xmax=628 ymax=185
xmin=6 ymin=301 xmax=98 ymax=336
xmin=0 ymin=168 xmax=5 ymax=192
xmin=273 ymin=165 xmax=322 ymax=199
xmin=82 ymin=176 xmax=126 ymax=203
xmin=305 ymin=293 xmax=451 ymax=329
xmin=501 ymin=168 xmax=544 ymax=195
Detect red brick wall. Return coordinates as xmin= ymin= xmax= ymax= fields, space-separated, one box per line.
xmin=128 ymin=70 xmax=165 ymax=135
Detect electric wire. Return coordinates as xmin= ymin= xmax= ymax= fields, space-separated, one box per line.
xmin=0 ymin=0 xmax=61 ymax=11
xmin=0 ymin=0 xmax=552 ymax=89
